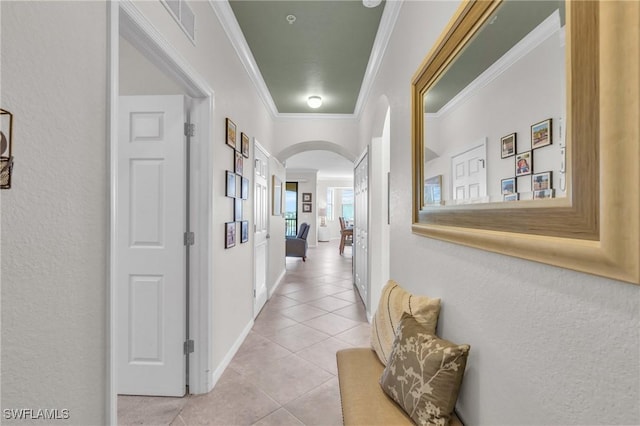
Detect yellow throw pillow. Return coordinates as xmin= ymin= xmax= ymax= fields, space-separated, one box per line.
xmin=370 ymin=280 xmax=440 ymax=365
xmin=379 ymin=314 xmax=470 ymax=426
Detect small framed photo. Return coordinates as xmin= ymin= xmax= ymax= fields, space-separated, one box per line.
xmin=515 ymin=151 xmax=532 ymax=177
xmin=532 ymin=171 xmax=552 ymax=191
xmin=241 ymin=133 xmax=250 ymax=158
xmin=225 ymin=222 xmax=236 ymax=249
xmin=240 ymin=220 xmax=249 ymax=243
xmin=531 ymin=118 xmax=552 ymax=149
xmin=225 ymin=171 xmax=236 ymax=198
xmin=302 ymin=193 xmax=312 ymax=202
xmin=234 ymin=198 xmax=243 ymax=221
xmin=424 ymin=175 xmax=443 ymax=205
xmin=226 ymin=118 xmax=237 ymax=150
xmin=500 ymin=133 xmax=516 ymax=158
xmin=533 ymin=189 xmax=555 ymax=199
xmin=235 ymin=151 xmax=243 ymax=175
xmin=241 ymin=176 xmax=249 ymax=200
xmin=501 ymin=177 xmax=517 ymax=195
xmin=504 ymin=193 xmax=519 ymax=202
xmin=302 ymin=203 xmax=312 ymax=213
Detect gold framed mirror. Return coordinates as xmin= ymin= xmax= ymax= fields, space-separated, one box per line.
xmin=411 ymin=0 xmax=639 ymax=284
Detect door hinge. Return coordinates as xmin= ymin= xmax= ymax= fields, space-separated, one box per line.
xmin=184 ymin=123 xmax=195 ymax=137
xmin=184 ymin=231 xmax=195 ymax=246
xmin=253 ymin=289 xmax=256 ymax=297
xmin=184 ymin=339 xmax=195 ymax=355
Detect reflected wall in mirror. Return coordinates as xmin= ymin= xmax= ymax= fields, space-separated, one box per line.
xmin=411 ymin=0 xmax=640 ymax=284
xmin=424 ymin=1 xmax=566 ymax=205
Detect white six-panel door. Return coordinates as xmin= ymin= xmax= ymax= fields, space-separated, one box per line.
xmin=354 ymin=151 xmax=369 ymax=309
xmin=117 ymin=95 xmax=186 ymax=396
xmin=451 ymin=140 xmax=487 ymax=202
xmin=253 ymin=144 xmax=269 ymax=317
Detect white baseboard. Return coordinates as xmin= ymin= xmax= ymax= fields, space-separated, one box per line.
xmin=209 ymin=319 xmax=253 ymax=389
xmin=268 ymin=268 xmax=286 ymax=298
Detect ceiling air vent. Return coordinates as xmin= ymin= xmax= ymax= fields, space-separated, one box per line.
xmin=162 ymin=0 xmax=196 ymax=44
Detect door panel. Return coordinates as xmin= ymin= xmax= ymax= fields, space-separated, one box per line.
xmin=254 ymin=144 xmax=269 ymax=316
xmin=451 ymin=140 xmax=487 ymax=203
xmin=118 ymin=95 xmax=186 ymax=397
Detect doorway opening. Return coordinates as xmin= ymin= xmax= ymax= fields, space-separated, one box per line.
xmin=285 ymin=182 xmax=299 ymax=236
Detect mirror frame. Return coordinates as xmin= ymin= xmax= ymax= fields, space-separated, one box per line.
xmin=411 ymin=0 xmax=640 ymax=284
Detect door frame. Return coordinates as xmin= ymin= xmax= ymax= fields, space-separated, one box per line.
xmin=253 ymin=141 xmax=270 ymax=318
xmin=108 ymin=1 xmax=215 ymax=422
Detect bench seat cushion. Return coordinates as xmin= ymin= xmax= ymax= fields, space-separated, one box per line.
xmin=337 ymin=348 xmax=462 ymax=426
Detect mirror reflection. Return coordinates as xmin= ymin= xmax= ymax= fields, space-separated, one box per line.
xmin=423 ymin=1 xmax=566 ymax=207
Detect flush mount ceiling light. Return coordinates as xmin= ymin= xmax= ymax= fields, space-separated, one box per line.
xmin=362 ymin=0 xmax=382 ymax=8
xmin=307 ymin=96 xmax=322 ymax=109
xmin=286 ymin=14 xmax=296 ymax=24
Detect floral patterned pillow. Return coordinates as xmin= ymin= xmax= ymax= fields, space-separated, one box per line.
xmin=379 ymin=314 xmax=470 ymax=426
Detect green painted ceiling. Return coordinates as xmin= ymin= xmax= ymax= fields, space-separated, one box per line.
xmin=426 ymin=0 xmax=565 ymax=113
xmin=229 ymin=1 xmax=385 ymax=114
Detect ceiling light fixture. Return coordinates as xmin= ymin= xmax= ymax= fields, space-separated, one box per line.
xmin=286 ymin=14 xmax=296 ymax=24
xmin=307 ymin=96 xmax=322 ymax=109
xmin=362 ymin=0 xmax=382 ymax=8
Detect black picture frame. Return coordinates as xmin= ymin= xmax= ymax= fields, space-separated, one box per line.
xmin=531 ymin=118 xmax=552 ymax=149
xmin=501 ymin=177 xmax=517 ymax=195
xmin=241 ymin=177 xmax=249 ymax=200
xmin=240 ymin=220 xmax=249 ymax=243
xmin=532 ymin=171 xmax=553 ymax=191
xmin=225 ymin=222 xmax=236 ymax=249
xmin=235 ymin=198 xmax=243 ymax=221
xmin=515 ymin=151 xmax=532 ymax=177
xmin=302 ymin=203 xmax=312 ymax=213
xmin=241 ymin=133 xmax=250 ymax=158
xmin=235 ymin=151 xmax=243 ymax=175
xmin=501 ymin=133 xmax=516 ymax=158
xmin=302 ymin=193 xmax=312 ymax=202
xmin=225 ymin=171 xmax=236 ymax=198
xmin=226 ymin=118 xmax=236 ymax=150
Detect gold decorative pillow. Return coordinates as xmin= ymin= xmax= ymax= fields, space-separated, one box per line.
xmin=379 ymin=314 xmax=470 ymax=426
xmin=370 ymin=280 xmax=441 ymax=365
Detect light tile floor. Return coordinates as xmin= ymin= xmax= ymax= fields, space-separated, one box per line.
xmin=119 ymin=240 xmax=368 ymax=425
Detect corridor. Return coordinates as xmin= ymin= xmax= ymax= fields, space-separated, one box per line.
xmin=119 ymin=240 xmax=369 ymax=425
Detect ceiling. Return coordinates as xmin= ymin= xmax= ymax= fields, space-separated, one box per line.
xmin=285 ymin=150 xmax=354 ymax=180
xmin=228 ymin=0 xmax=385 ymax=114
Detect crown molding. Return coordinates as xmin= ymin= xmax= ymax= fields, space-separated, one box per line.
xmin=353 ymin=0 xmax=403 ymax=118
xmin=211 ymin=0 xmax=401 ymax=120
xmin=209 ymin=0 xmax=279 ymax=117
xmin=428 ymin=9 xmax=562 ymax=119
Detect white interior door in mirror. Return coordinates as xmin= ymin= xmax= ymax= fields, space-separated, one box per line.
xmin=450 ymin=139 xmax=487 ymax=204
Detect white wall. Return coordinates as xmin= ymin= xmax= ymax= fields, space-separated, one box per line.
xmin=1 ymin=2 xmax=108 ymax=423
xmin=359 ymin=1 xmax=640 ymax=425
xmin=273 ymin=117 xmax=359 ymax=160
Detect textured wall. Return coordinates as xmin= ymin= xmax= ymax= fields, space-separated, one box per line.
xmin=1 ymin=2 xmax=108 ymax=424
xmin=360 ymin=1 xmax=640 ymax=424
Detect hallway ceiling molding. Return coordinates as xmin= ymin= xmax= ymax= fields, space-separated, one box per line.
xmin=210 ymin=0 xmax=402 ymax=119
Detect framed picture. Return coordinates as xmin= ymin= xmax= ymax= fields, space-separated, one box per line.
xmin=533 ymin=189 xmax=555 ymax=199
xmin=235 ymin=151 xmax=243 ymax=175
xmin=501 ymin=177 xmax=517 ymax=195
xmin=515 ymin=151 xmax=532 ymax=177
xmin=500 ymin=133 xmax=516 ymax=158
xmin=226 ymin=118 xmax=236 ymax=150
xmin=531 ymin=118 xmax=552 ymax=149
xmin=234 ymin=198 xmax=243 ymax=221
xmin=532 ymin=171 xmax=552 ymax=191
xmin=302 ymin=193 xmax=312 ymax=202
xmin=241 ymin=133 xmax=250 ymax=158
xmin=241 ymin=176 xmax=249 ymax=200
xmin=302 ymin=203 xmax=312 ymax=213
xmin=240 ymin=220 xmax=249 ymax=243
xmin=424 ymin=175 xmax=442 ymax=205
xmin=225 ymin=222 xmax=236 ymax=249
xmin=272 ymin=175 xmax=283 ymax=216
xmin=225 ymin=171 xmax=236 ymax=198
xmin=504 ymin=193 xmax=519 ymax=202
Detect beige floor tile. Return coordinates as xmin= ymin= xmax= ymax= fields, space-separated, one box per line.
xmin=118 ymin=395 xmax=188 ymax=426
xmin=179 ymin=369 xmax=279 ymax=425
xmin=252 ymin=408 xmax=304 ymax=426
xmin=307 ymin=296 xmax=353 ymax=312
xmin=295 ymin=337 xmax=355 ymax=375
xmin=302 ymin=313 xmax=362 ymax=337
xmin=284 ymin=288 xmax=330 ymax=303
xmin=334 ymin=323 xmax=372 ymax=347
xmin=242 ymin=354 xmax=333 ymax=405
xmin=284 ymin=378 xmax=343 ymax=426
xmin=263 ymin=295 xmax=300 ymax=310
xmin=252 ymin=313 xmax=298 ymax=338
xmin=265 ymin=323 xmax=331 ymax=352
xmin=229 ymin=332 xmax=292 ymax=376
xmin=332 ymin=302 xmax=369 ymax=322
xmin=280 ymin=304 xmax=327 ymax=322
xmin=332 ymin=289 xmax=360 ymax=303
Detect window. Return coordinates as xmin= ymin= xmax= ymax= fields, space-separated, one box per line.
xmin=341 ymin=189 xmax=354 ymax=221
xmin=326 ymin=188 xmax=334 ymax=221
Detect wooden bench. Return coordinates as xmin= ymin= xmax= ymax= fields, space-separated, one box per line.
xmin=336 ymin=348 xmax=463 ymax=426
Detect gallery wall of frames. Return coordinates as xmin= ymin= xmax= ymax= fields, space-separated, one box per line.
xmin=224 ymin=118 xmax=250 ymax=249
